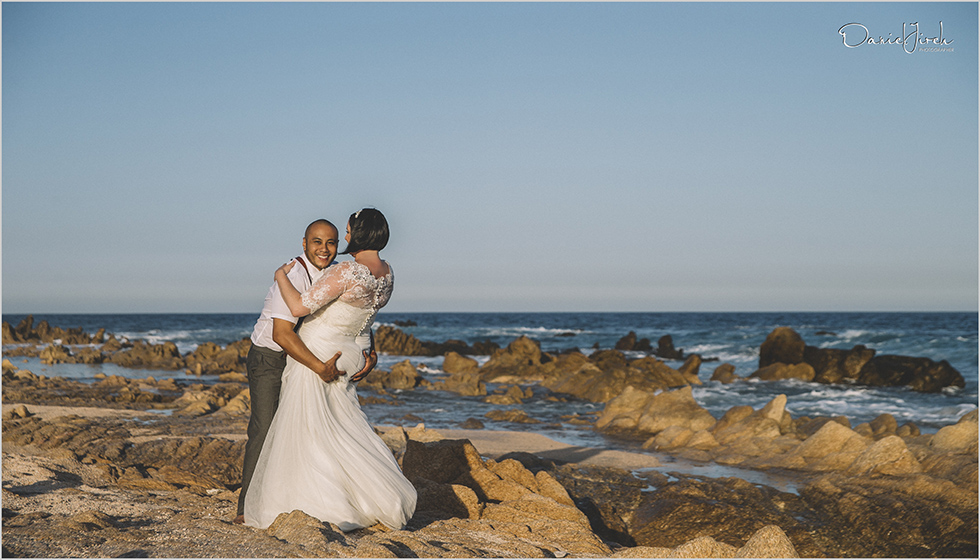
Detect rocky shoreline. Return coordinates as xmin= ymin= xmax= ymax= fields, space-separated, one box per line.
xmin=2 ymin=317 xmax=977 ymax=557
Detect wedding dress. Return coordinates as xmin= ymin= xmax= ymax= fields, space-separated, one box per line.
xmin=243 ymin=260 xmax=416 ymax=531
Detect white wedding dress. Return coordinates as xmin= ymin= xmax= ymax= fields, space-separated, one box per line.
xmin=243 ymin=260 xmax=416 ymax=531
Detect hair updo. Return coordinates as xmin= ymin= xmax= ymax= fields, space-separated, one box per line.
xmin=341 ymin=208 xmax=389 ymax=254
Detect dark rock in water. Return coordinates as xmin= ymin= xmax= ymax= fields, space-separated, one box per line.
xmin=375 ymin=325 xmax=499 ymax=357
xmin=556 ymin=331 xmax=577 ymax=337
xmin=2 ymin=316 xmax=100 ymax=346
xmin=459 ymin=418 xmax=484 ymax=429
xmin=442 ymin=351 xmax=479 ymax=375
xmin=815 ymin=330 xmax=837 ymax=336
xmin=655 ymin=335 xmax=685 ymax=360
xmin=485 ymin=409 xmax=540 ymax=424
xmin=614 ymin=331 xmax=652 ymax=352
xmin=478 ymin=336 xmax=545 ymax=382
xmin=677 ymin=354 xmax=702 ymax=382
xmin=375 ymin=325 xmax=428 ymax=356
xmin=710 ymin=363 xmax=739 ymax=384
xmin=760 ymin=327 xmax=963 ymax=393
xmin=759 ymin=327 xmax=805 ymax=367
xmin=803 ymin=344 xmax=876 ymax=384
xmin=393 ymin=319 xmax=417 ymax=327
xmin=749 ymin=362 xmax=816 ymax=382
xmin=858 ymin=354 xmax=965 ymax=393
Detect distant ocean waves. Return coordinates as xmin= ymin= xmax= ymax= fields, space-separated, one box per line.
xmin=2 ymin=312 xmax=976 ymax=435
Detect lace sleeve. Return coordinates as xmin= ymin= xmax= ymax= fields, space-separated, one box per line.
xmin=300 ymin=261 xmax=352 ymax=313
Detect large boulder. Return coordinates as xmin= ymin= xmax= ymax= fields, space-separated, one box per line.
xmin=614 ymin=331 xmax=652 ymax=352
xmin=749 ymin=362 xmax=815 ymax=382
xmin=478 ymin=336 xmax=544 ymax=383
xmin=375 ymin=325 xmax=428 ymax=356
xmin=596 ymin=386 xmax=716 ymax=437
xmin=857 ymin=355 xmax=965 ymax=393
xmin=442 ymin=351 xmax=479 ymax=375
xmin=803 ymin=344 xmax=875 ymax=384
xmin=759 ymin=327 xmax=805 ymax=367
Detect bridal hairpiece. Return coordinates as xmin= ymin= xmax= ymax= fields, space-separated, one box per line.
xmin=354 ymin=210 xmax=362 ymax=219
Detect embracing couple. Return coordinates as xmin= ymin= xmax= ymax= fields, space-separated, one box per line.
xmin=233 ymin=208 xmax=416 ymax=531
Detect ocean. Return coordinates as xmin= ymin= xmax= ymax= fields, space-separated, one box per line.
xmin=3 ymin=312 xmax=977 ymax=456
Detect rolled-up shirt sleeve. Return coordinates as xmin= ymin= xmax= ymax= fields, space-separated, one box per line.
xmin=267 ymin=261 xmax=311 ymax=323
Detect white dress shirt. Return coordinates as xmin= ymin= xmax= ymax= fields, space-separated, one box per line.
xmin=250 ymin=256 xmax=328 ymax=352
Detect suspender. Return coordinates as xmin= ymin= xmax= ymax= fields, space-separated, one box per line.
xmin=292 ymin=256 xmax=313 ymax=332
xmin=293 ymin=256 xmax=313 ymax=284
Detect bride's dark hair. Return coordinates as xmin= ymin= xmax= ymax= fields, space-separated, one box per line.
xmin=341 ymin=208 xmax=389 ymax=254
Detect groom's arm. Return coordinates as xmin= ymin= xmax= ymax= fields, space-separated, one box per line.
xmin=272 ymin=318 xmax=344 ymax=382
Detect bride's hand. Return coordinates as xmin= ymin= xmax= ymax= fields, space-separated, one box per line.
xmin=276 ymin=260 xmax=297 ymax=279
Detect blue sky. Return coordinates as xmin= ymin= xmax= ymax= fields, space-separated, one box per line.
xmin=2 ymin=2 xmax=977 ymax=313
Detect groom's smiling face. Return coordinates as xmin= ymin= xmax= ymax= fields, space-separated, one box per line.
xmin=303 ymin=222 xmax=339 ymax=270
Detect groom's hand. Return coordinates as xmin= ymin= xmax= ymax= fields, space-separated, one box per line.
xmin=316 ymin=352 xmax=345 ymax=383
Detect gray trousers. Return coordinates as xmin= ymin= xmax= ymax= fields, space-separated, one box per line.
xmin=237 ymin=344 xmax=286 ymax=516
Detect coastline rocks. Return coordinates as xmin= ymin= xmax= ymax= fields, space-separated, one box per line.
xmin=749 ymin=362 xmax=815 ymax=382
xmin=541 ymin=352 xmax=692 ymax=404
xmin=710 ymin=363 xmax=739 ymax=384
xmin=803 ymin=344 xmax=875 ymax=384
xmin=759 ymin=327 xmax=805 ymax=367
xmin=441 ymin=351 xmax=478 ymax=375
xmin=656 ymin=334 xmax=685 ymax=360
xmin=2 ymin=316 xmax=102 ymax=346
xmin=374 ymin=325 xmax=501 ymax=357
xmin=375 ymin=325 xmax=427 ymax=356
xmin=756 ymin=327 xmax=964 ymax=393
xmin=365 ymin=360 xmax=422 ymax=391
xmin=596 ymin=386 xmax=716 ymax=437
xmin=858 ymin=354 xmax=965 ymax=393
xmin=478 ymin=336 xmax=546 ymax=383
xmin=614 ymin=331 xmax=652 ymax=352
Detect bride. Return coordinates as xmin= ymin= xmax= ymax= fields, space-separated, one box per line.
xmin=243 ymin=208 xmax=417 ymax=531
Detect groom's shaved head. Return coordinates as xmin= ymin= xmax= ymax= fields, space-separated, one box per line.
xmin=306 ymin=219 xmax=336 ymax=238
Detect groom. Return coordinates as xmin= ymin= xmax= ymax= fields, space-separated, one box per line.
xmin=234 ymin=219 xmax=378 ymax=524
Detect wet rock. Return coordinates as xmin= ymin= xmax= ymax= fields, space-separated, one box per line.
xmin=366 ymin=360 xmax=421 ymax=390
xmin=803 ymin=344 xmax=875 ymax=384
xmin=677 ymin=354 xmax=703 ymax=383
xmin=485 ymin=409 xmax=540 ymax=424
xmin=614 ymin=331 xmax=652 ymax=352
xmin=375 ymin=325 xmax=427 ymax=356
xmin=459 ymin=418 xmax=485 ymax=429
xmin=758 ymin=327 xmax=805 ymax=367
xmin=478 ymin=336 xmax=544 ymax=383
xmin=442 ymin=351 xmax=479 ymax=375
xmin=483 ymin=385 xmax=526 ymax=405
xmin=433 ymin=370 xmax=486 ymax=396
xmin=108 ymin=340 xmax=184 ymax=370
xmin=655 ymin=334 xmax=685 ymax=360
xmin=858 ymin=354 xmax=965 ymax=393
xmin=749 ymin=362 xmax=815 ymax=382
xmin=710 ymin=363 xmax=739 ymax=384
